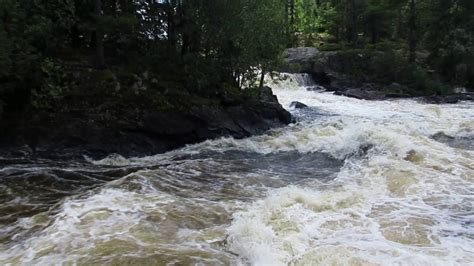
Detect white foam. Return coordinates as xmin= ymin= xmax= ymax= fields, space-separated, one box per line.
xmin=224 ymin=73 xmax=474 ymax=265
xmin=86 ymin=153 xmax=131 ymax=166
xmin=2 ymin=73 xmax=473 ymax=265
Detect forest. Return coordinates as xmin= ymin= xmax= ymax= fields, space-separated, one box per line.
xmin=1 ymin=0 xmax=473 ymax=116
xmin=0 ymin=1 xmax=473 ymax=264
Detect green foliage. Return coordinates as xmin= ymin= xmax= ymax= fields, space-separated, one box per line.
xmin=397 ymin=65 xmax=452 ymax=95
xmin=0 ymin=0 xmax=289 ymax=117
xmin=284 ymin=0 xmax=473 ymax=90
xmin=333 ymin=49 xmax=453 ymax=95
xmin=31 ymin=59 xmax=68 ymax=109
xmin=0 ymin=0 xmax=472 ymax=119
xmin=317 ymin=2 xmax=343 ymax=39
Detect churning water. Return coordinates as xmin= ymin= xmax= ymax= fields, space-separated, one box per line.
xmin=0 ymin=73 xmax=473 ymax=265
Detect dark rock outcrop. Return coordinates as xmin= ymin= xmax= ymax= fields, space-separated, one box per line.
xmin=0 ymin=88 xmax=291 ymax=159
xmin=282 ymin=47 xmax=319 ymax=66
xmin=335 ymin=88 xmax=386 ymax=101
xmin=280 ymin=48 xmax=385 ymax=100
xmin=290 ymin=101 xmax=308 ymax=109
xmin=420 ymin=93 xmax=474 ymax=104
xmin=280 ymin=47 xmax=357 ymax=87
xmin=280 ymin=47 xmax=474 ymax=102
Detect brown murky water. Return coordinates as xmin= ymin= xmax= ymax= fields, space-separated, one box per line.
xmin=1 ymin=74 xmax=473 ymax=265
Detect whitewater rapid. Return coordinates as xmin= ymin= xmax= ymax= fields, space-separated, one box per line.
xmin=0 ymin=73 xmax=473 ymax=265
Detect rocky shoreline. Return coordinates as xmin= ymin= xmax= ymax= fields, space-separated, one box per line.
xmin=0 ymin=87 xmax=292 ymax=160
xmin=281 ymin=47 xmax=474 ymax=103
xmin=2 ymin=47 xmax=472 ymax=161
xmin=331 ymin=87 xmax=474 ymax=103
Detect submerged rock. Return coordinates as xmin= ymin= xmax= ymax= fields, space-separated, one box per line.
xmin=404 ymin=150 xmax=424 ymax=163
xmin=290 ymin=101 xmax=308 ymax=109
xmin=432 ymin=132 xmax=474 ymax=150
xmin=345 ymin=143 xmax=375 ymax=158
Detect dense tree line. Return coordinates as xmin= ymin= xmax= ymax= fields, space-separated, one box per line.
xmin=287 ymin=0 xmax=474 ymax=88
xmin=0 ymin=0 xmax=472 ymax=115
xmin=0 ymin=0 xmax=286 ymax=113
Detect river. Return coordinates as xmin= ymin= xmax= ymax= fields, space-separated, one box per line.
xmin=1 ymin=74 xmax=473 ymax=265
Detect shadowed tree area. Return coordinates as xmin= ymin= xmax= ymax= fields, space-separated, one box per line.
xmin=1 ymin=0 xmax=473 ymax=114
xmin=286 ymin=0 xmax=473 ymax=93
xmin=0 ymin=0 xmax=472 ymax=153
xmin=0 ymin=0 xmax=287 ymax=114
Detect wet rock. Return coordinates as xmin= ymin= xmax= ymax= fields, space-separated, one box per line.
xmin=404 ymin=150 xmax=424 ymax=163
xmin=338 ymin=88 xmax=386 ymax=100
xmin=0 ymin=88 xmax=292 ymax=159
xmin=290 ymin=101 xmax=308 ymax=109
xmin=383 ymin=83 xmax=411 ymax=98
xmin=432 ymin=132 xmax=455 ymax=140
xmin=358 ymin=144 xmax=374 ymax=156
xmin=259 ymin=86 xmax=279 ymax=103
xmin=385 ymin=93 xmax=411 ymax=98
xmin=421 ymin=93 xmax=474 ymax=104
xmin=305 ymin=85 xmax=326 ymax=91
xmin=346 ymin=143 xmax=374 ymax=158
xmin=432 ymin=132 xmax=474 ymax=150
xmin=307 ymin=72 xmax=331 ymax=85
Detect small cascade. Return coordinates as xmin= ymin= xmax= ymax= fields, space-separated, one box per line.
xmin=1 ymin=70 xmax=473 ymax=265
xmin=292 ymin=73 xmax=316 ymax=87
xmin=265 ymin=72 xmax=321 ymax=91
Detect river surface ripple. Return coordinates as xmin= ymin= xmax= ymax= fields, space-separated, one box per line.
xmin=0 ymin=74 xmax=473 ymax=265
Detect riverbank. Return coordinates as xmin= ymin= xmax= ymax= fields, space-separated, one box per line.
xmin=2 ymin=73 xmax=472 ymax=265
xmin=280 ymin=47 xmax=474 ymax=103
xmin=0 ymin=65 xmax=291 ymax=159
xmin=2 ymin=46 xmax=472 ymax=160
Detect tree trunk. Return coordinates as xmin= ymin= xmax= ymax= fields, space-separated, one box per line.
xmin=71 ymin=24 xmax=81 ymax=49
xmin=290 ymin=0 xmax=296 ymax=46
xmin=408 ymin=0 xmax=417 ymax=63
xmin=180 ymin=3 xmax=201 ymax=56
xmin=94 ymin=0 xmax=105 ymax=69
xmin=396 ymin=5 xmax=403 ymax=39
xmin=166 ymin=1 xmax=177 ymax=51
xmin=371 ymin=23 xmax=377 ymax=44
xmin=349 ymin=0 xmax=357 ymax=48
xmin=259 ymin=67 xmax=266 ymax=89
xmin=285 ymin=0 xmax=290 ymax=47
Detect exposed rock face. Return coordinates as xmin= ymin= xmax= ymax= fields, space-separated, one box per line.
xmin=0 ymin=87 xmax=291 ymax=159
xmin=334 ymin=88 xmax=386 ymax=100
xmin=281 ymin=48 xmax=381 ymax=100
xmin=280 ymin=47 xmax=351 ymax=87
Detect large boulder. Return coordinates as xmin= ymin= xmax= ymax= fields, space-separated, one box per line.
xmin=290 ymin=101 xmax=308 ymax=109
xmin=280 ymin=47 xmax=362 ymax=88
xmin=258 ymin=86 xmax=279 ymax=103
